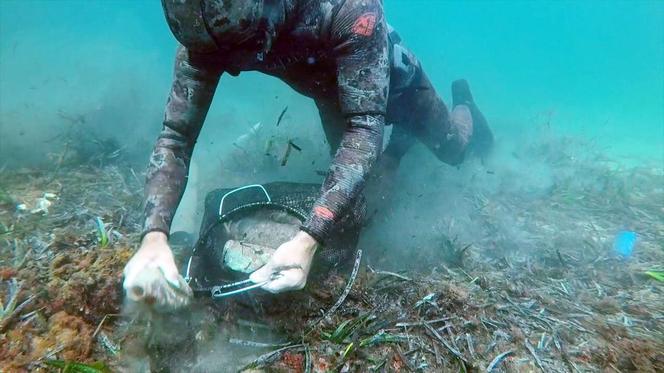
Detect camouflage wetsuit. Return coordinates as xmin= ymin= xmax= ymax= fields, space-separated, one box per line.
xmin=144 ymin=0 xmax=493 ymax=245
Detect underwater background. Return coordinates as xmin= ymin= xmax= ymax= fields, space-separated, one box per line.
xmin=1 ymin=1 xmax=663 ymax=371
xmin=1 ymin=0 xmax=662 ymax=165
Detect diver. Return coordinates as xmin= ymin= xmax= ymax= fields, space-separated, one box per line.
xmin=122 ymin=0 xmax=494 ymax=310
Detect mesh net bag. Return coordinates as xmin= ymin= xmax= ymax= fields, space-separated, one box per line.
xmin=188 ymin=182 xmax=364 ymax=290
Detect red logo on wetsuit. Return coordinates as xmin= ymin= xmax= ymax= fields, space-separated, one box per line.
xmin=314 ymin=206 xmax=335 ymax=220
xmin=352 ymin=13 xmax=377 ymax=37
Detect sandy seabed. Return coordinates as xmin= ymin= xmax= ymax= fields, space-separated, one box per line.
xmin=0 ymin=141 xmax=662 ymax=372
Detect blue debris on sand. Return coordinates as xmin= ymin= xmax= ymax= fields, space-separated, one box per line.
xmin=614 ymin=231 xmax=637 ymax=258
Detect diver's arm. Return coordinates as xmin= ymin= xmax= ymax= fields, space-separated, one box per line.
xmin=301 ymin=114 xmax=384 ymax=243
xmin=250 ymin=1 xmax=389 ymax=293
xmin=142 ymin=46 xmax=222 ymax=237
xmin=124 ymin=46 xmax=221 ymax=310
xmin=302 ymin=0 xmax=389 ymax=244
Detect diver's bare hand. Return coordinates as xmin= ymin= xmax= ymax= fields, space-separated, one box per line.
xmin=122 ymin=231 xmax=192 ymax=311
xmin=249 ymin=231 xmax=318 ymax=293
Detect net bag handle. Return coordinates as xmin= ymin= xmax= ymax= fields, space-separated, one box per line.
xmin=218 ymin=184 xmax=271 ymax=217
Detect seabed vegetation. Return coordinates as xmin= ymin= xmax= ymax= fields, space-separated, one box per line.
xmin=0 ymin=129 xmax=662 ymax=372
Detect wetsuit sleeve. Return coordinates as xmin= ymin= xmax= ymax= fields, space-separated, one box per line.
xmin=301 ymin=0 xmax=389 ymax=244
xmin=142 ymin=45 xmax=222 ymax=237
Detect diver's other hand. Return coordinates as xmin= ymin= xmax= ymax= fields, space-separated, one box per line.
xmin=122 ymin=231 xmax=192 ymax=311
xmin=249 ymin=231 xmax=319 ymax=294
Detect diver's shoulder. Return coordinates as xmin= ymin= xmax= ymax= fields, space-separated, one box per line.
xmin=330 ymin=0 xmax=385 ymax=30
xmin=294 ymin=0 xmax=384 ymax=18
xmin=284 ymin=0 xmax=385 ymax=43
xmin=336 ymin=0 xmax=385 ymax=13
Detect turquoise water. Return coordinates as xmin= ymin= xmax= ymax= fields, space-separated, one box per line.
xmin=1 ymin=0 xmax=662 ymax=165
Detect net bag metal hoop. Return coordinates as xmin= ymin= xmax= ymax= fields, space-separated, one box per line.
xmin=185 ymin=182 xmax=364 ymax=297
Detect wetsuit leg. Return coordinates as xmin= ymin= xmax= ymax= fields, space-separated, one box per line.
xmin=391 ymin=68 xmax=471 ymax=166
xmin=380 ymin=27 xmax=420 ymax=169
xmin=384 ymin=27 xmax=466 ymax=166
xmin=385 ymin=29 xmax=493 ymax=166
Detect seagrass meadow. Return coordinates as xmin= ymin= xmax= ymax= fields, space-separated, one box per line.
xmin=0 ymin=130 xmax=662 ymax=371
